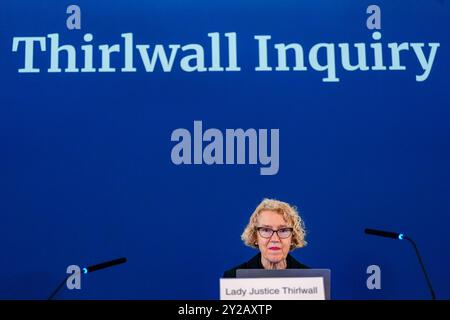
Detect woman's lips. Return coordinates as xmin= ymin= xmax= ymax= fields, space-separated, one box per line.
xmin=268 ymin=247 xmax=281 ymax=250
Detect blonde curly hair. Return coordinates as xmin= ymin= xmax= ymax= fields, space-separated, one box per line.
xmin=241 ymin=198 xmax=307 ymax=250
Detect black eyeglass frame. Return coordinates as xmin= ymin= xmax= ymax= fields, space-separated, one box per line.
xmin=256 ymin=227 xmax=294 ymax=239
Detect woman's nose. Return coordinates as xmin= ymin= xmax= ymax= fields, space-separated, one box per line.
xmin=270 ymin=232 xmax=281 ymax=242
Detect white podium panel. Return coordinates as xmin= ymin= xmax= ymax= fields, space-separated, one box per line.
xmin=220 ymin=277 xmax=325 ymax=300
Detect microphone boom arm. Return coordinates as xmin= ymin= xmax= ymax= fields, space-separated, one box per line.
xmin=403 ymin=236 xmax=436 ymax=300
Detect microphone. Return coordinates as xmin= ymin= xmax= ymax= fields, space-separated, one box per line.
xmin=364 ymin=228 xmax=436 ymax=300
xmin=48 ymin=257 xmax=127 ymax=300
xmin=83 ymin=257 xmax=127 ymax=274
xmin=364 ymin=228 xmax=404 ymax=240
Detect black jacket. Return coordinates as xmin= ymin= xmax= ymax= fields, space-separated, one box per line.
xmin=223 ymin=252 xmax=309 ymax=278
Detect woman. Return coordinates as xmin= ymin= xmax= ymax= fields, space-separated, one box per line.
xmin=223 ymin=198 xmax=308 ymax=278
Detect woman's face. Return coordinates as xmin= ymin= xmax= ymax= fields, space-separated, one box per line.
xmin=256 ymin=210 xmax=292 ymax=264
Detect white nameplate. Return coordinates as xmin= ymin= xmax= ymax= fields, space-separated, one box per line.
xmin=220 ymin=277 xmax=325 ymax=300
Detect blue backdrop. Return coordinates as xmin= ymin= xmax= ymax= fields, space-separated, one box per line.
xmin=1 ymin=0 xmax=449 ymax=299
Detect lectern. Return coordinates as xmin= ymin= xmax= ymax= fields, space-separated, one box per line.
xmin=220 ymin=269 xmax=331 ymax=300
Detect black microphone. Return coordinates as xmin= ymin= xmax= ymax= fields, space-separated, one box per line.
xmin=48 ymin=257 xmax=127 ymax=300
xmin=364 ymin=228 xmax=403 ymax=240
xmin=83 ymin=257 xmax=127 ymax=274
xmin=364 ymin=228 xmax=436 ymax=300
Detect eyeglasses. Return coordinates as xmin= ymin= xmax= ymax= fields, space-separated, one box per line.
xmin=256 ymin=227 xmax=293 ymax=239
